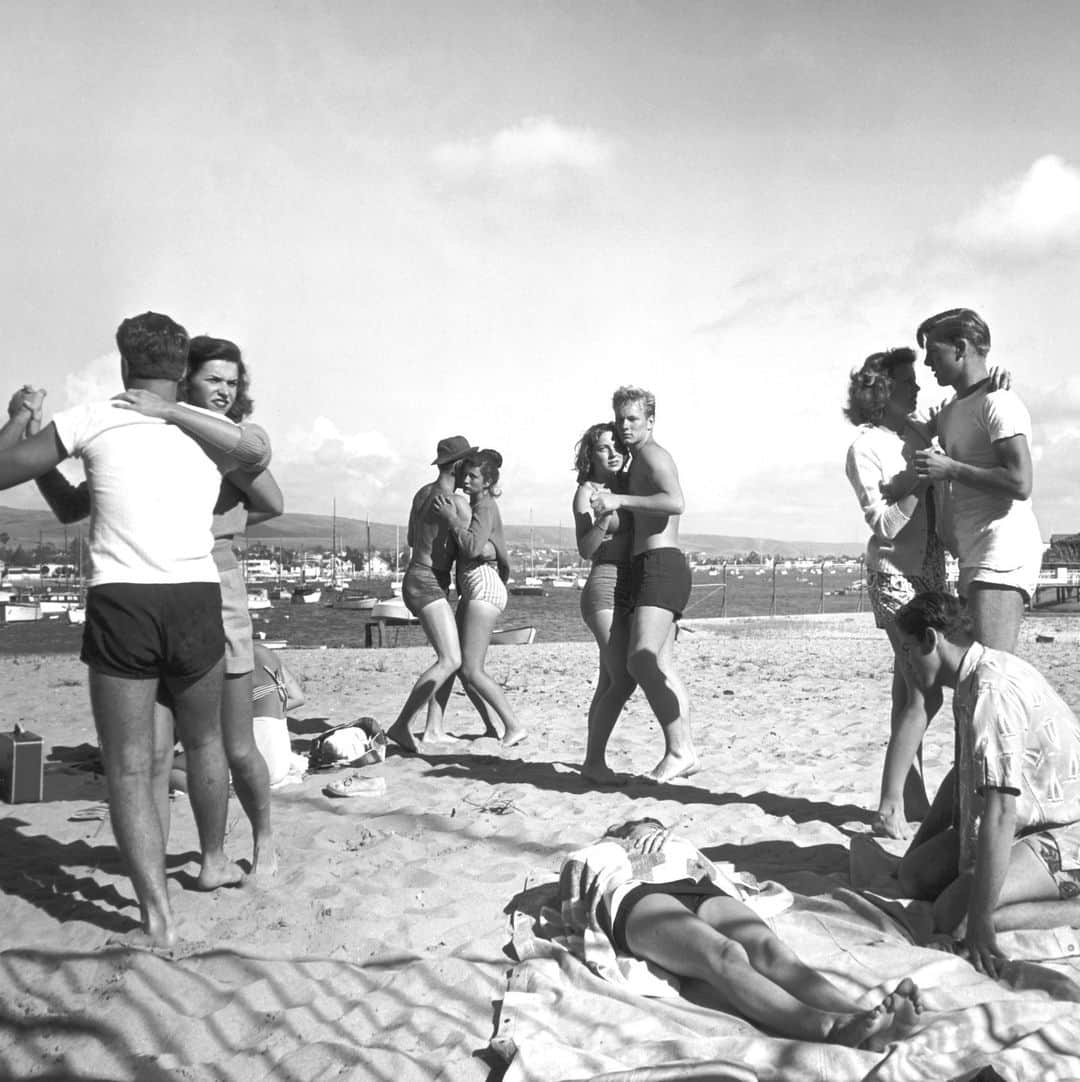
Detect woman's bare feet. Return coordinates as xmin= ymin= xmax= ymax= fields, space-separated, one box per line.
xmin=108 ymin=924 xmax=177 ymax=953
xmin=196 ymin=855 xmax=246 ymax=891
xmin=386 ymin=719 xmax=420 ymax=754
xmin=580 ymin=762 xmax=628 ymax=787
xmin=829 ymin=980 xmax=923 ymax=1050
xmin=872 ymin=805 xmax=912 ymax=840
xmin=500 ymin=724 xmax=528 ymax=749
xmin=645 ymin=751 xmax=700 ymax=784
xmin=248 ymin=839 xmax=279 ymax=880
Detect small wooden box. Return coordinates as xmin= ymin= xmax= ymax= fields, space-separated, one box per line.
xmin=0 ymin=728 xmax=44 ymax=803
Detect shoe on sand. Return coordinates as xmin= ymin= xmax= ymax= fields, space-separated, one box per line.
xmin=324 ymin=774 xmax=387 ymax=799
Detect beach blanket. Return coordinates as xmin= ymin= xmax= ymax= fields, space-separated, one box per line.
xmin=557 ymin=837 xmax=793 ymax=997
xmin=494 ymin=866 xmax=1080 ymax=1082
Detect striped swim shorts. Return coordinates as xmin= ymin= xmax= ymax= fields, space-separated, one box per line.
xmin=458 ymin=561 xmax=508 ymax=612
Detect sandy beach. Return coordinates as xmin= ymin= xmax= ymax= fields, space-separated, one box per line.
xmin=3 ymin=614 xmax=1080 ymax=1080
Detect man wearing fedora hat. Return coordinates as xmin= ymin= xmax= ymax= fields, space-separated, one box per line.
xmin=387 ymin=435 xmax=477 ymax=752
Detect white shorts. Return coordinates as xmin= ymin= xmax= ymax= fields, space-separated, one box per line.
xmin=959 ymin=560 xmax=1040 ymax=604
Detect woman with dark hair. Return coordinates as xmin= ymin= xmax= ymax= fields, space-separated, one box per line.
xmin=844 ymin=348 xmax=945 ymax=839
xmin=117 ymin=335 xmax=284 ymax=877
xmin=433 ymin=448 xmax=527 ymax=747
xmin=572 ymin=422 xmax=635 ymax=784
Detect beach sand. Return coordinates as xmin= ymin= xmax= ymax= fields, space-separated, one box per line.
xmin=2 ymin=613 xmax=1079 ymax=1079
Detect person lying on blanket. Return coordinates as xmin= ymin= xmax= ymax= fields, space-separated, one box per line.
xmin=896 ymin=590 xmax=1080 ymax=978
xmin=559 ymin=818 xmax=923 ymax=1049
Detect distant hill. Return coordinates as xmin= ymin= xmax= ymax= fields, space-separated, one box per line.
xmin=1 ymin=504 xmax=863 ymax=559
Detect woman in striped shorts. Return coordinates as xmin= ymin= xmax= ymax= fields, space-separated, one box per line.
xmin=434 ymin=448 xmax=528 ymax=747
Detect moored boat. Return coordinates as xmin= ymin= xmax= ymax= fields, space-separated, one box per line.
xmin=371 ymin=598 xmax=413 ymax=621
xmin=291 ymin=585 xmax=323 ymax=604
xmin=246 ymin=587 xmax=273 ymax=611
xmin=490 ymin=625 xmax=536 ymax=646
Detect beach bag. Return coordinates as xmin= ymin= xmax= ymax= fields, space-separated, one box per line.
xmin=307 ymin=717 xmax=387 ymax=771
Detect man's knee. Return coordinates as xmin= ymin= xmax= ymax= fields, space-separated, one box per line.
xmin=627 ymin=648 xmax=661 ymax=685
xmin=897 ymin=849 xmax=942 ymax=899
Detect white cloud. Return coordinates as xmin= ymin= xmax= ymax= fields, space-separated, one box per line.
xmin=947 ymin=155 xmax=1080 ymax=259
xmin=431 ymin=116 xmax=615 ymax=197
xmin=60 ymin=353 xmax=122 ymax=409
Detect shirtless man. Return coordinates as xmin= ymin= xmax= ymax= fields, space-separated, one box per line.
xmin=591 ymin=386 xmax=697 ymax=783
xmin=387 ymin=436 xmax=476 ymax=752
xmin=914 ymin=308 xmax=1042 ymax=652
xmin=0 ymin=313 xmax=247 ymax=949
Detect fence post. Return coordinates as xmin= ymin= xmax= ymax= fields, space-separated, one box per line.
xmin=770 ymin=560 xmax=777 ymax=617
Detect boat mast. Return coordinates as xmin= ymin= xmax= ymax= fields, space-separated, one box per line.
xmin=331 ymin=499 xmax=337 ymax=587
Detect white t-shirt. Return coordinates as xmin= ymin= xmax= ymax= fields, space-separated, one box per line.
xmin=936 ymin=386 xmax=1042 ymax=574
xmin=51 ymin=401 xmax=229 ymax=586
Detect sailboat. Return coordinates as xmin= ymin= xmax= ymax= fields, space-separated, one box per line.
xmin=326 ymin=502 xmax=379 ymax=610
xmin=510 ymin=510 xmax=545 ymax=595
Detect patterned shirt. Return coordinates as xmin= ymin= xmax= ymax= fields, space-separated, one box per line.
xmin=955 ymin=643 xmax=1080 ymax=872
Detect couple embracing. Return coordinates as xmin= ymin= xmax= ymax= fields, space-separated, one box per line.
xmin=573 ymin=385 xmax=698 ymax=786
xmin=387 ymin=437 xmax=527 ymax=752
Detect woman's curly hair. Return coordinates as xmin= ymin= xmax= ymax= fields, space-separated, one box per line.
xmin=843 ymin=347 xmax=915 ymax=427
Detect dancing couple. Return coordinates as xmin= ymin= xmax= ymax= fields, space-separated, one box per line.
xmin=387 ymin=436 xmax=527 ymax=753
xmin=574 ymin=385 xmax=698 ymax=786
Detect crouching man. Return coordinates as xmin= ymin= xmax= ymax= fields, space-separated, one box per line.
xmin=896 ymin=591 xmax=1080 ymax=976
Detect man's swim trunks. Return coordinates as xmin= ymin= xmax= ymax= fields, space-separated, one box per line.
xmin=625 ymin=547 xmax=692 ymax=620
xmin=402 ymin=563 xmax=452 ymax=617
xmin=1020 ymin=825 xmax=1080 ymax=899
xmin=82 ymin=582 xmax=225 ymax=679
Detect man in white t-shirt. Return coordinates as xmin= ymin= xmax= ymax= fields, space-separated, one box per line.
xmin=0 ymin=312 xmax=244 ymax=949
xmin=914 ymin=308 xmax=1042 ymax=653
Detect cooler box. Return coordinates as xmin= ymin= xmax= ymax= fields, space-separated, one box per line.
xmin=0 ymin=727 xmax=44 ymax=803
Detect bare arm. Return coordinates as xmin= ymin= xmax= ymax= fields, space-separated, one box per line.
xmin=964 ymin=787 xmax=1016 ymax=978
xmin=574 ymin=484 xmax=614 ymax=559
xmin=111 ymin=391 xmax=272 ymax=470
xmin=915 ymin=434 xmax=1032 ymax=501
xmin=280 ymin=662 xmax=306 ymax=711
xmin=591 ymin=445 xmax=684 ymax=516
xmin=226 ymin=468 xmax=284 ymax=525
xmin=0 ymin=424 xmax=68 ymax=490
xmin=0 ymin=387 xmax=39 ymax=452
xmin=1 ymin=388 xmax=91 ymax=522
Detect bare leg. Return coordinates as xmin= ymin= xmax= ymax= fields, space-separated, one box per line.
xmin=581 ymin=607 xmax=636 ymax=783
xmin=697 ymin=897 xmax=921 ymax=1016
xmin=88 ymin=671 xmax=176 ymax=949
xmin=627 ymin=605 xmax=697 ymax=783
xmin=458 ymin=599 xmax=528 ymax=746
xmin=220 ymin=671 xmax=276 ymax=877
xmin=149 ymin=699 xmax=176 ymax=845
xmin=968 ymin=583 xmax=1025 ymax=652
xmin=387 ymin=598 xmax=461 ymax=752
xmin=897 ymin=825 xmax=960 ymax=900
xmin=165 ymin=660 xmax=244 ymax=891
xmin=932 ymin=836 xmax=1067 ymax=935
xmin=623 ymin=895 xmax=915 ymax=1048
xmin=876 ymin=624 xmax=941 ymax=839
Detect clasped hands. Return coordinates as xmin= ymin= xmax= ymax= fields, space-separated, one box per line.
xmin=7 ymin=385 xmax=45 ymax=424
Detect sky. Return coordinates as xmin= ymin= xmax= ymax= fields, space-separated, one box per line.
xmin=4 ymin=1 xmax=1080 ymax=543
